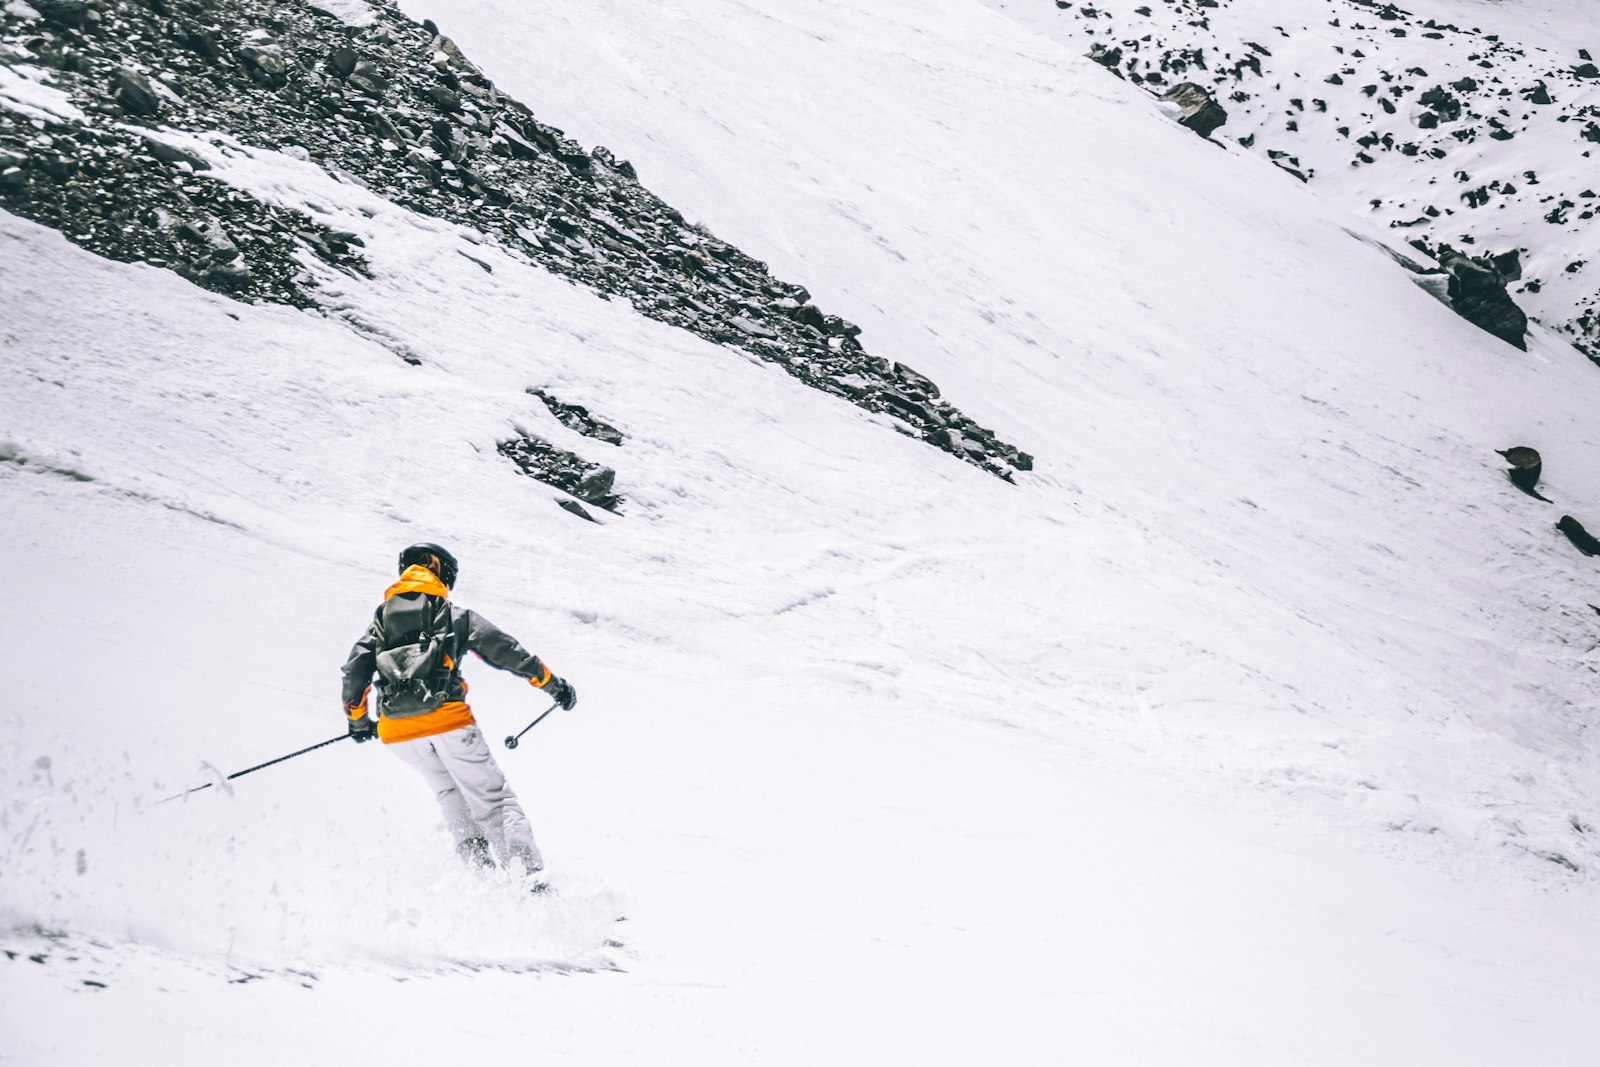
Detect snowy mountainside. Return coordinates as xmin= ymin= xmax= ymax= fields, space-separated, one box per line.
xmin=5 ymin=0 xmax=1600 ymax=1061
xmin=0 ymin=0 xmax=1028 ymax=482
xmin=994 ymin=0 xmax=1600 ymax=357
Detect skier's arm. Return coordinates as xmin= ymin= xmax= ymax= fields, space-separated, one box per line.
xmin=460 ymin=608 xmax=552 ymax=685
xmin=340 ymin=621 xmax=381 ymax=721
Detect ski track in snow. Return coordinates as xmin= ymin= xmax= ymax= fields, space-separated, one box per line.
xmin=3 ymin=0 xmax=1600 ymax=1061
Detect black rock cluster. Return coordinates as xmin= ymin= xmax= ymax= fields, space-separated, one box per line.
xmin=0 ymin=0 xmax=1032 ymax=489
xmin=0 ymin=66 xmax=369 ymax=302
xmin=497 ymin=435 xmax=621 ymax=517
xmin=529 ymin=390 xmax=625 ymax=448
xmin=502 ymin=389 xmax=626 ymax=516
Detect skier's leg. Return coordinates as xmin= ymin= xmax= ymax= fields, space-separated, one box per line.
xmin=387 ymin=735 xmax=489 ymax=855
xmin=431 ymin=724 xmax=543 ymax=872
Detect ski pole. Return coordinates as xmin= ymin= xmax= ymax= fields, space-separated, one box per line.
xmin=155 ymin=733 xmax=351 ymax=805
xmin=505 ymin=701 xmax=560 ymax=750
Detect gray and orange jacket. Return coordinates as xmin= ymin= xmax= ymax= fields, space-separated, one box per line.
xmin=341 ymin=565 xmax=557 ymax=743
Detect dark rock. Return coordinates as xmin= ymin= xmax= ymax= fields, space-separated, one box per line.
xmin=1088 ymin=44 xmax=1124 ymax=74
xmin=788 ymin=303 xmax=827 ymax=332
xmin=110 ymin=69 xmax=164 ymax=117
xmin=182 ymin=29 xmax=223 ymax=62
xmin=530 ymin=390 xmax=624 ymax=445
xmin=557 ymin=500 xmax=598 ymax=523
xmin=369 ymin=111 xmax=406 ymax=145
xmin=423 ymin=84 xmax=462 ymax=112
xmin=237 ymin=32 xmax=288 ymax=77
xmin=1417 ymin=87 xmax=1461 ymax=122
xmin=326 ymin=46 xmax=360 ymax=79
xmin=1498 ymin=446 xmax=1547 ymax=499
xmin=820 ymin=314 xmax=861 ymax=339
xmin=730 ymin=314 xmax=776 ymax=339
xmin=1438 ymin=248 xmax=1529 ymax=349
xmin=1575 ymin=63 xmax=1600 ymax=80
xmin=882 ymin=391 xmax=941 ymax=426
xmin=493 ymin=121 xmax=542 ymax=159
xmin=591 ymin=146 xmax=637 ymax=179
xmin=1489 ymin=250 xmax=1522 ymax=281
xmin=140 ymin=137 xmax=211 ymax=171
xmin=499 ymin=436 xmax=623 ymax=511
xmin=31 ymin=0 xmax=90 ymax=28
xmin=892 ymin=362 xmax=941 ymax=400
xmin=1158 ymin=82 xmax=1228 ymax=138
xmin=573 ymin=466 xmax=616 ymax=504
xmin=346 ymin=61 xmax=389 ymax=96
xmin=1557 ymin=515 xmax=1600 ymax=556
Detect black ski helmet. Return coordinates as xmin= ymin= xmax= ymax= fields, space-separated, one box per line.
xmin=398 ymin=542 xmax=459 ymax=589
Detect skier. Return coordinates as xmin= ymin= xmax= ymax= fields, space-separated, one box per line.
xmin=341 ymin=543 xmax=577 ymax=879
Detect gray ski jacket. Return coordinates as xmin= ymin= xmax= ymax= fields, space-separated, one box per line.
xmin=341 ymin=565 xmax=554 ymax=743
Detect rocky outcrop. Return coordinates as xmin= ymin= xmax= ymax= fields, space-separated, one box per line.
xmin=1557 ymin=515 xmax=1600 ymax=557
xmin=1353 ymin=230 xmax=1530 ymax=350
xmin=498 ymin=435 xmax=622 ymax=514
xmin=1158 ymin=82 xmax=1228 ymax=138
xmin=0 ymin=0 xmax=1032 ymax=486
xmin=1436 ymin=246 xmax=1528 ymax=350
xmin=1497 ymin=445 xmax=1547 ymax=500
xmin=530 ymin=390 xmax=625 ymax=447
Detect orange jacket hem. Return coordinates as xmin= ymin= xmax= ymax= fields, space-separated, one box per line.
xmin=378 ymin=700 xmax=476 ymax=744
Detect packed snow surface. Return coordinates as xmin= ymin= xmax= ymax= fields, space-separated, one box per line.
xmin=3 ymin=0 xmax=1600 ymax=1062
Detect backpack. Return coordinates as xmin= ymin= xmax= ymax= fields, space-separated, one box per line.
xmin=372 ymin=592 xmax=459 ymax=717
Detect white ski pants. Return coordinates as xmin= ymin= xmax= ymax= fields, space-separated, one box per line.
xmin=388 ymin=724 xmax=544 ymax=870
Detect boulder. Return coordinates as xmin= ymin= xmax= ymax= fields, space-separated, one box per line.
xmin=1158 ymin=83 xmax=1228 ymax=138
xmin=1497 ymin=446 xmax=1547 ymax=499
xmin=1437 ymin=247 xmax=1528 ymax=349
xmin=31 ymin=0 xmax=89 ymax=28
xmin=346 ymin=61 xmax=389 ymax=96
xmin=326 ymin=46 xmax=360 ymax=79
xmin=140 ymin=137 xmax=211 ymax=171
xmin=237 ymin=31 xmax=289 ymax=78
xmin=1417 ymin=87 xmax=1461 ymax=122
xmin=1087 ymin=44 xmax=1124 ymax=76
xmin=110 ymin=69 xmax=163 ymax=117
xmin=1557 ymin=516 xmax=1600 ymax=556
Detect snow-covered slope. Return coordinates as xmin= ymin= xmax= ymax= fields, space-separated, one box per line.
xmin=995 ymin=0 xmax=1600 ymax=356
xmin=4 ymin=0 xmax=1600 ymax=1062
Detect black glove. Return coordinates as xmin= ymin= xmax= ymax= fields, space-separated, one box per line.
xmin=348 ymin=716 xmax=378 ymax=743
xmin=545 ymin=676 xmax=578 ymax=711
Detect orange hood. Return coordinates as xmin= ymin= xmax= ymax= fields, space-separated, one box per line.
xmin=386 ymin=565 xmax=451 ymax=600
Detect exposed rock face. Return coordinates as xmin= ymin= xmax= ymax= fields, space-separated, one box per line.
xmin=1158 ymin=82 xmax=1228 ymax=138
xmin=531 ymin=390 xmax=625 ymax=447
xmin=498 ymin=435 xmax=623 ymax=514
xmin=0 ymin=0 xmax=1032 ymax=489
xmin=1437 ymin=246 xmax=1528 ymax=349
xmin=1351 ymin=229 xmax=1530 ymax=350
